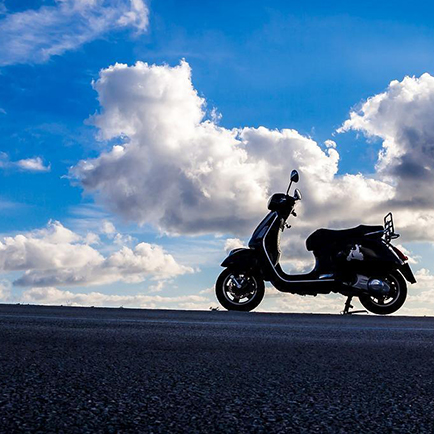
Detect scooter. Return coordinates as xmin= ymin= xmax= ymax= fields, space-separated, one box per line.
xmin=216 ymin=170 xmax=416 ymax=314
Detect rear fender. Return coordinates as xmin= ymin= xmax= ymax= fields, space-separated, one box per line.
xmin=399 ymin=263 xmax=416 ymax=284
xmin=359 ymin=240 xmax=416 ymax=284
xmin=221 ymin=248 xmax=258 ymax=269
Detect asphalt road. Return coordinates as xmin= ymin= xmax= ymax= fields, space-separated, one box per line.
xmin=1 ymin=305 xmax=434 ymax=433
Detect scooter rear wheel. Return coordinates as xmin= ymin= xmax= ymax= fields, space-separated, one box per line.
xmin=358 ymin=271 xmax=407 ymax=315
xmin=216 ymin=268 xmax=265 ymax=312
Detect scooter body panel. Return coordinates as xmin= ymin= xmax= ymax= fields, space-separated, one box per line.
xmin=335 ymin=237 xmax=403 ymax=279
xmin=248 ymin=211 xmax=337 ymax=294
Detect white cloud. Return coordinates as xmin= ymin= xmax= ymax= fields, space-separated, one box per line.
xmin=0 ymin=280 xmax=11 ymax=301
xmin=0 ymin=220 xmax=192 ymax=287
xmin=387 ymin=268 xmax=434 ymax=316
xmin=99 ymin=220 xmax=134 ymax=245
xmin=83 ymin=232 xmax=101 ymax=245
xmin=199 ymin=287 xmax=214 ymax=295
xmin=324 ymin=139 xmax=336 ymax=149
xmin=224 ymin=238 xmax=246 ymax=253
xmin=338 ymin=73 xmax=434 ymax=241
xmin=102 ymin=220 xmax=116 ymax=235
xmin=16 ymin=157 xmax=51 ymax=172
xmin=148 ymin=280 xmax=165 ymax=293
xmin=0 ymin=154 xmax=51 ymax=172
xmin=71 ymin=64 xmax=434 ymax=252
xmin=394 ymin=244 xmax=419 ymax=265
xmin=21 ymin=286 xmax=208 ymax=308
xmin=260 ymin=288 xmax=345 ymax=314
xmin=178 ymin=301 xmax=217 ymax=310
xmin=339 ymin=74 xmax=434 ymax=183
xmin=71 ymin=60 xmax=357 ymax=236
xmin=0 ymin=0 xmax=149 ymax=66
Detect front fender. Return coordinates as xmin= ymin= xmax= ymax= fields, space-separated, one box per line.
xmin=221 ymin=248 xmax=258 ymax=269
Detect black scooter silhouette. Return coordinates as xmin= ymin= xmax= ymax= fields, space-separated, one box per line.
xmin=216 ymin=170 xmax=416 ymax=314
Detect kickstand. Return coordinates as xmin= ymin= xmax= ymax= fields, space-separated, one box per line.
xmin=341 ymin=296 xmax=367 ymax=315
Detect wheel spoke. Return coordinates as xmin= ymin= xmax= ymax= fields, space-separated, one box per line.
xmin=223 ymin=272 xmax=257 ymax=305
xmin=365 ymin=274 xmax=402 ymax=309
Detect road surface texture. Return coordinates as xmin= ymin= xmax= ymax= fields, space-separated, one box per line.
xmin=1 ymin=305 xmax=434 ymax=433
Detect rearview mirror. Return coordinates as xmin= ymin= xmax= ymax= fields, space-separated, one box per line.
xmin=290 ymin=170 xmax=299 ymax=183
xmin=294 ymin=189 xmax=302 ymax=201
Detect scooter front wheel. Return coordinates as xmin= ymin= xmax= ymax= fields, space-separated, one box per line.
xmin=216 ymin=268 xmax=265 ymax=312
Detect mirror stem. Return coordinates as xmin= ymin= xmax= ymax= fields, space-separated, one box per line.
xmin=286 ymin=181 xmax=292 ymax=196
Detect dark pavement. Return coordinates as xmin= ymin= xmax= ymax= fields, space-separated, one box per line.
xmin=1 ymin=304 xmax=434 ymax=433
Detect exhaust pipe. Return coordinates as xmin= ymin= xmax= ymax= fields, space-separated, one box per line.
xmin=351 ymin=275 xmax=390 ymax=296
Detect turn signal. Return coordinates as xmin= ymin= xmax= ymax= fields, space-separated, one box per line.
xmin=391 ymin=245 xmax=408 ymax=261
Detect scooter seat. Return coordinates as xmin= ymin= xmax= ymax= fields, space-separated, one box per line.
xmin=306 ymin=225 xmax=383 ymax=251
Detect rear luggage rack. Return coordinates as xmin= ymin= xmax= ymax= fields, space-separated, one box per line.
xmin=384 ymin=212 xmax=400 ymax=243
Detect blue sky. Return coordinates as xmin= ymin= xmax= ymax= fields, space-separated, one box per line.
xmin=1 ymin=0 xmax=434 ymax=313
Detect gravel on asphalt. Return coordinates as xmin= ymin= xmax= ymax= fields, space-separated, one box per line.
xmin=1 ymin=304 xmax=434 ymax=433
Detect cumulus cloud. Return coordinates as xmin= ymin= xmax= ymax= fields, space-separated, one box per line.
xmin=16 ymin=157 xmax=51 ymax=172
xmin=324 ymin=139 xmax=337 ymax=149
xmin=0 ymin=0 xmax=149 ymax=66
xmin=22 ymin=286 xmax=208 ymax=309
xmin=71 ymin=60 xmax=351 ymax=236
xmin=99 ymin=220 xmax=134 ymax=245
xmin=0 ymin=154 xmax=50 ymax=172
xmin=0 ymin=220 xmax=192 ymax=287
xmin=102 ymin=220 xmax=116 ymax=235
xmin=339 ymin=74 xmax=434 ymax=184
xmin=71 ymin=63 xmax=434 ymax=253
xmin=71 ymin=61 xmax=265 ymax=234
xmin=224 ymin=238 xmax=246 ymax=253
xmin=338 ymin=73 xmax=434 ymax=241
